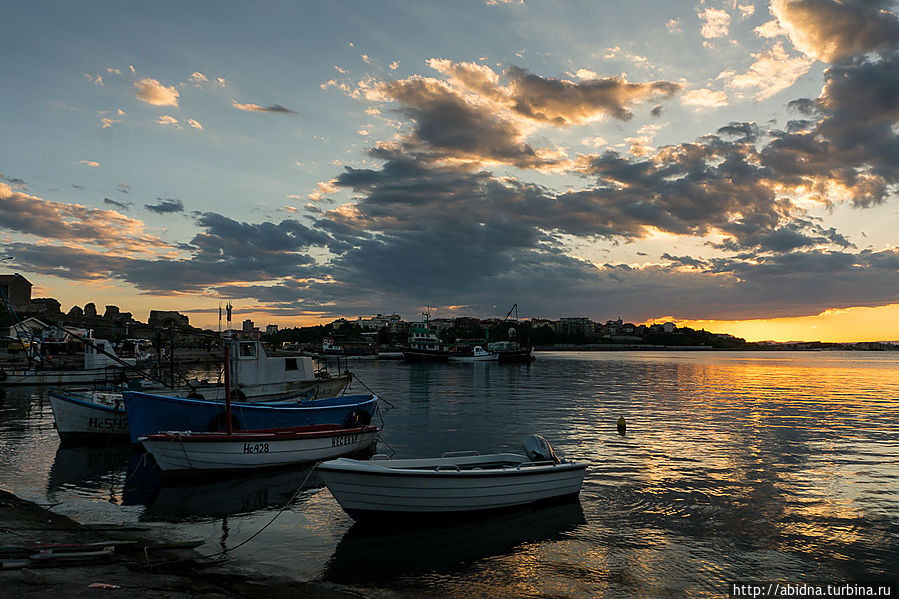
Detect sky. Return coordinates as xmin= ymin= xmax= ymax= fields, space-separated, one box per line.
xmin=1 ymin=0 xmax=898 ymax=342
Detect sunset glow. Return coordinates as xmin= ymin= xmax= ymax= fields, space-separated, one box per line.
xmin=1 ymin=1 xmax=897 ymax=339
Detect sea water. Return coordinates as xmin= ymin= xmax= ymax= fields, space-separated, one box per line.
xmin=1 ymin=351 xmax=897 ymax=597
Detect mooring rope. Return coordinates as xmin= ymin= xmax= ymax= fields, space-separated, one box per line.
xmin=145 ymin=462 xmax=321 ymax=568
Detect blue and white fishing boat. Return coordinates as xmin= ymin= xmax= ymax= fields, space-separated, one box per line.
xmin=123 ymin=391 xmax=378 ymax=444
xmin=47 ymin=338 xmax=351 ymax=443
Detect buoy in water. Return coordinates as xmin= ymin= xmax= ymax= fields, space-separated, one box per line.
xmin=617 ymin=416 xmax=627 ymax=436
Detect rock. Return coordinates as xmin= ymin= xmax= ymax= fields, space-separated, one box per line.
xmin=20 ymin=568 xmax=47 ymax=585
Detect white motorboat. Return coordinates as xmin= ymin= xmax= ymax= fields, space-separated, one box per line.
xmin=447 ymin=345 xmax=498 ymax=362
xmin=140 ymin=423 xmax=379 ymax=477
xmin=317 ymin=435 xmax=585 ymax=521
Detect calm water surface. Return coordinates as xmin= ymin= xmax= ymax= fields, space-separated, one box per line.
xmin=1 ymin=351 xmax=897 ymax=597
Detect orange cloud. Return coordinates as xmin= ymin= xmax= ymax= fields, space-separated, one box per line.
xmin=134 ymin=78 xmax=180 ymax=106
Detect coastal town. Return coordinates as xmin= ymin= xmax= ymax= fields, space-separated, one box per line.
xmin=2 ymin=272 xmax=895 ymax=356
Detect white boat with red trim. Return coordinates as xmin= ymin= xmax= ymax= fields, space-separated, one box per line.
xmin=140 ymin=423 xmax=379 ymax=477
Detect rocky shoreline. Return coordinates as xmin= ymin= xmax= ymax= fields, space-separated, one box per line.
xmin=0 ymin=489 xmax=369 ymax=599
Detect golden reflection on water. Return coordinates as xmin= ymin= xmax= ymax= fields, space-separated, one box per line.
xmin=1 ymin=352 xmax=897 ymax=597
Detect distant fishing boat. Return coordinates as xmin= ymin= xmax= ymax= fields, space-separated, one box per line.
xmin=123 ymin=391 xmax=378 ymax=444
xmin=140 ymin=423 xmax=379 ymax=477
xmin=398 ymin=313 xmax=453 ymax=362
xmin=488 ymin=304 xmax=535 ymax=363
xmin=317 ymin=435 xmax=585 ymax=522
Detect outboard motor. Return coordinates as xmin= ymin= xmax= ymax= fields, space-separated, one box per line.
xmin=523 ymin=434 xmax=562 ymax=464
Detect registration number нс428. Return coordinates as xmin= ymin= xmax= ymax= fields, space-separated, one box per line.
xmin=243 ymin=442 xmax=269 ymax=454
xmin=332 ymin=433 xmax=359 ymax=447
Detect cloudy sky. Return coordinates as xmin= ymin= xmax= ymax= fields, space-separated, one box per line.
xmin=1 ymin=0 xmax=898 ymax=341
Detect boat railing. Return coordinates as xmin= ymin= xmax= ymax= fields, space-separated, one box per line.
xmin=434 ymin=464 xmax=462 ymax=472
xmin=517 ymin=460 xmax=562 ymax=468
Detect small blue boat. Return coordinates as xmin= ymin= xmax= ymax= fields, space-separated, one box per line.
xmin=123 ymin=391 xmax=378 ymax=444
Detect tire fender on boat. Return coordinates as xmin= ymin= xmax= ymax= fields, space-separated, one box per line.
xmin=186 ymin=392 xmax=205 ymax=399
xmin=341 ymin=409 xmax=371 ymax=428
xmin=233 ymin=389 xmax=247 ymax=401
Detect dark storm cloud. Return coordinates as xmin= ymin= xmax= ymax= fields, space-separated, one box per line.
xmin=504 ymin=66 xmax=682 ymax=124
xmin=370 ymin=61 xmax=683 ymax=168
xmin=376 ymin=77 xmax=549 ymax=168
xmin=145 ymin=198 xmax=184 ymax=214
xmin=0 ymin=185 xmax=166 ymax=248
xmin=232 ymin=100 xmax=299 ymax=114
xmin=0 ymin=174 xmax=26 ymax=188
xmin=661 ymin=254 xmax=709 ymax=268
xmin=773 ymin=0 xmax=899 ymax=62
xmin=103 ymin=197 xmax=131 ymax=210
xmin=787 ymin=98 xmax=817 ymax=115
xmin=190 ymin=212 xmax=332 ymax=255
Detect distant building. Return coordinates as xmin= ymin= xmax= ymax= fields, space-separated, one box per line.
xmin=242 ymin=319 xmax=254 ymax=333
xmin=148 ymin=310 xmax=189 ymax=328
xmin=357 ymin=313 xmax=402 ymax=332
xmin=265 ymin=324 xmax=279 ymax=335
xmin=29 ymin=298 xmax=61 ymax=315
xmin=0 ymin=273 xmax=32 ymax=311
xmin=559 ymin=317 xmax=595 ymax=336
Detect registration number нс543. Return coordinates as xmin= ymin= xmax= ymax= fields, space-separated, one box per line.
xmin=331 ymin=433 xmax=359 ymax=447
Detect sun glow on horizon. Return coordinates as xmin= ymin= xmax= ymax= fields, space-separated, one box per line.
xmin=656 ymin=303 xmax=899 ymax=343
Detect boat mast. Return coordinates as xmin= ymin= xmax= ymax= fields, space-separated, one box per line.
xmin=223 ymin=339 xmax=233 ymax=435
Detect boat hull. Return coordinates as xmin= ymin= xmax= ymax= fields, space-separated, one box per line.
xmin=317 ymin=456 xmax=586 ymax=521
xmin=496 ymin=347 xmax=535 ymax=363
xmin=399 ymin=348 xmax=451 ymax=362
xmin=447 ymin=354 xmax=498 ymax=362
xmin=49 ymin=391 xmax=129 ymax=444
xmin=124 ymin=392 xmax=378 ymax=444
xmin=141 ymin=425 xmax=379 ymax=476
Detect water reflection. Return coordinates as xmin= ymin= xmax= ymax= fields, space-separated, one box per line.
xmin=47 ymin=444 xmax=131 ymax=503
xmin=323 ymin=499 xmax=586 ymax=586
xmin=129 ymin=464 xmax=323 ymax=522
xmin=0 ymin=352 xmax=896 ymax=596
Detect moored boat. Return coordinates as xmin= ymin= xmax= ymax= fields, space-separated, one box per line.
xmin=398 ymin=315 xmax=453 ymax=362
xmin=0 ymin=336 xmax=141 ymax=386
xmin=447 ymin=345 xmax=498 ymax=362
xmin=317 ymin=435 xmax=585 ymax=522
xmin=49 ymin=390 xmax=130 ymax=444
xmin=140 ymin=423 xmax=379 ymax=477
xmin=46 ymin=337 xmax=352 ymax=444
xmin=123 ymin=391 xmax=378 ymax=444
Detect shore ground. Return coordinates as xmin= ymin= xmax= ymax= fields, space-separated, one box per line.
xmin=0 ymin=489 xmax=371 ymax=598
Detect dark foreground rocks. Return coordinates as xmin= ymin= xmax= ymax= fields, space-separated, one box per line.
xmin=0 ymin=489 xmax=368 ymax=598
